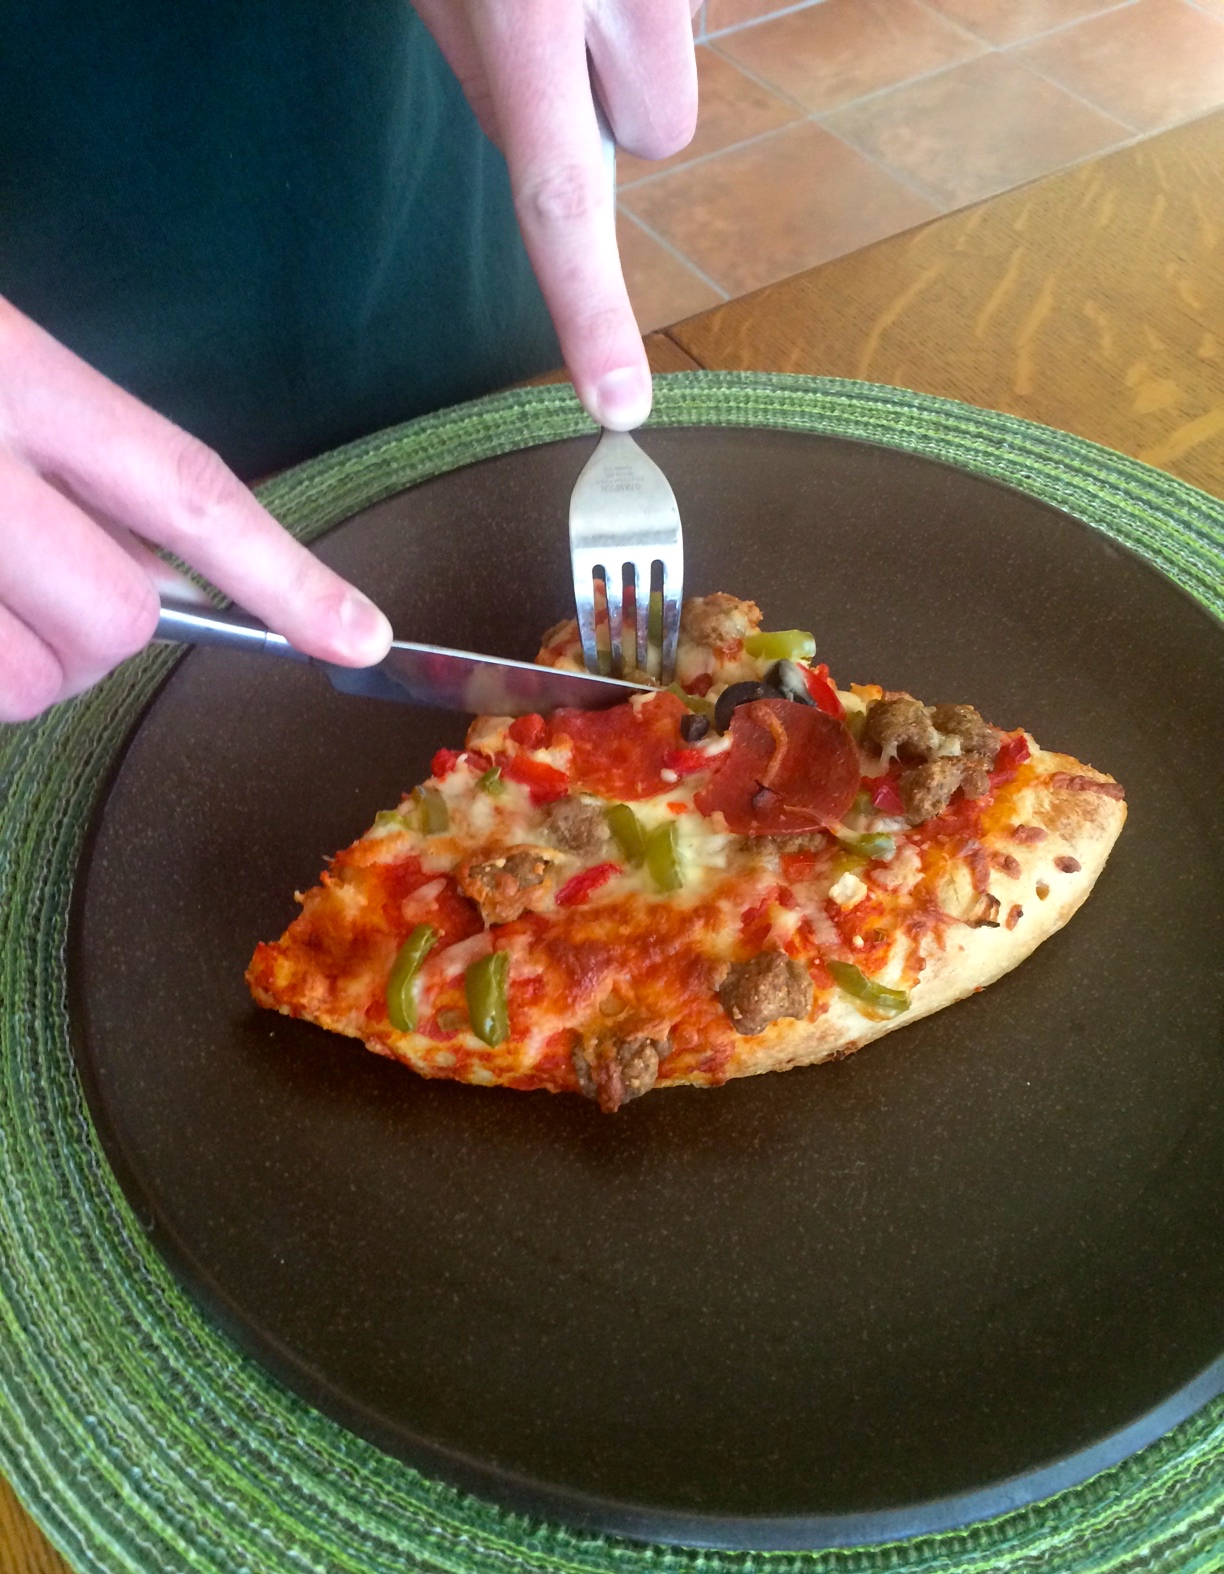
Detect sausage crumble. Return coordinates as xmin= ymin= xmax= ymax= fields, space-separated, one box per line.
xmin=719 ymin=949 xmax=813 ymax=1036
xmin=573 ymin=1036 xmax=663 ymax=1113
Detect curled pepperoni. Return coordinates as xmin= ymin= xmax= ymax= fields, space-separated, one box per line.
xmin=695 ymin=698 xmax=860 ymax=835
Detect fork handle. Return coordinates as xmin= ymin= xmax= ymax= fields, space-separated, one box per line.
xmin=153 ymin=598 xmax=309 ymax=661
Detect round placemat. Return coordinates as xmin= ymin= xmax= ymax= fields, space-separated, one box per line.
xmin=2 ymin=373 xmax=1222 ymax=1574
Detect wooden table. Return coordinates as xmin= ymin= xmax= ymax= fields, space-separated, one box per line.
xmin=4 ymin=107 xmax=1221 ymax=1574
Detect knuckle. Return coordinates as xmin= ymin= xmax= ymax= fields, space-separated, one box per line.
xmin=518 ymin=163 xmax=607 ymax=230
xmin=0 ymin=644 xmax=63 ymax=724
xmin=171 ymin=437 xmax=243 ymax=535
xmin=577 ymin=301 xmax=633 ymax=355
xmin=81 ymin=574 xmax=161 ymax=668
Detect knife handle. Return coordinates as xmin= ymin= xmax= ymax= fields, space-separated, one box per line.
xmin=153 ymin=598 xmax=310 ymax=662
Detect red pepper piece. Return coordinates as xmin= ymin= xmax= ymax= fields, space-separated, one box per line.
xmin=509 ymin=713 xmax=549 ymax=749
xmin=802 ymin=662 xmax=845 ymax=718
xmin=685 ymin=673 xmax=714 ymax=697
xmin=662 ymin=746 xmax=710 ymax=778
xmin=499 ymin=754 xmax=570 ymax=804
xmin=990 ymin=733 xmax=1031 ymax=786
xmin=867 ymin=774 xmax=905 ymax=814
xmin=431 ymin=748 xmax=463 ymax=779
xmin=781 ymin=849 xmax=819 ymax=882
xmin=555 ymin=861 xmax=622 ymax=907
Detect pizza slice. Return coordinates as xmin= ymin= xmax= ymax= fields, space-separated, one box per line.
xmin=247 ymin=594 xmax=1126 ymax=1112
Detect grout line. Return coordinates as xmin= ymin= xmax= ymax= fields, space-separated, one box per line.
xmin=908 ymin=0 xmax=1142 ymax=48
xmin=704 ymin=0 xmax=831 ymax=42
xmin=806 ymin=116 xmax=956 ymax=209
xmin=616 ymin=120 xmax=801 ymax=190
xmin=1012 ymin=51 xmax=1146 ymax=132
xmin=616 ymin=207 xmax=732 ymax=301
xmin=1178 ymin=0 xmax=1224 ymax=19
xmin=706 ymin=36 xmax=990 ymax=119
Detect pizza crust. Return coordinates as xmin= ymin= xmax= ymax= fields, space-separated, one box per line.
xmin=679 ymin=750 xmax=1126 ymax=1088
xmin=249 ymin=595 xmax=1129 ymax=1111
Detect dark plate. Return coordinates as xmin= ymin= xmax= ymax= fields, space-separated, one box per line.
xmin=70 ymin=428 xmax=1224 ymax=1550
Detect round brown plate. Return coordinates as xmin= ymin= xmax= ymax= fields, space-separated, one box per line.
xmin=69 ymin=428 xmax=1224 ymax=1548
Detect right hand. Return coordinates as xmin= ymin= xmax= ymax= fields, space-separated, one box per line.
xmin=0 ymin=298 xmax=393 ymax=723
xmin=412 ymin=0 xmax=700 ymax=431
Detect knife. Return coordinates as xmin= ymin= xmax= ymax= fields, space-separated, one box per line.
xmin=154 ymin=599 xmax=652 ymax=716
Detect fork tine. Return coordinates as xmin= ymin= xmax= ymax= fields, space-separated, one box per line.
xmin=569 ymin=428 xmax=683 ymax=687
xmin=605 ymin=566 xmax=624 ymax=678
xmin=571 ymin=553 xmax=600 ymax=675
xmin=660 ymin=556 xmax=681 ymax=684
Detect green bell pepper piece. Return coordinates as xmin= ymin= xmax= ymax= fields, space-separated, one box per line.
xmin=744 ymin=629 xmax=817 ymax=662
xmin=606 ymin=803 xmax=646 ymax=867
xmin=465 ymin=950 xmax=510 ymax=1047
xmin=837 ymin=831 xmax=896 ymax=862
xmin=386 ymin=924 xmax=437 ymax=1032
xmin=827 ymin=960 xmax=909 ymax=1016
xmin=645 ymin=820 xmax=684 ymax=892
xmin=476 ymin=766 xmax=504 ymax=795
xmin=665 ymin=682 xmax=716 ymax=719
xmin=412 ymin=784 xmax=450 ymax=834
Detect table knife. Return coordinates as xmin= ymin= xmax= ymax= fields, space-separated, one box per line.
xmin=154 ymin=599 xmax=651 ymax=717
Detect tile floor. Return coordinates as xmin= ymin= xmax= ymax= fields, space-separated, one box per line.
xmin=619 ymin=0 xmax=1224 ymax=330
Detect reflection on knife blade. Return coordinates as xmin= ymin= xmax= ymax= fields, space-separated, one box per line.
xmin=152 ymin=598 xmax=651 ymax=717
xmin=319 ymin=641 xmax=650 ymax=717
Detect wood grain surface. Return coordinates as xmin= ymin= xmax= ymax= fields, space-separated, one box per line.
xmin=666 ymin=109 xmax=1224 ymax=498
xmin=4 ymin=113 xmax=1220 ymax=1574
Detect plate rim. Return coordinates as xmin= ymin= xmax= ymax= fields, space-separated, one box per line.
xmin=5 ymin=374 xmax=1223 ymax=1574
xmin=67 ymin=418 xmax=1224 ymax=1551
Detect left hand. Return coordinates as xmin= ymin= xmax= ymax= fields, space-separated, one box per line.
xmin=412 ymin=0 xmax=700 ymax=431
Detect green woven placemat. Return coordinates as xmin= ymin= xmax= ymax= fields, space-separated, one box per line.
xmin=2 ymin=373 xmax=1223 ymax=1574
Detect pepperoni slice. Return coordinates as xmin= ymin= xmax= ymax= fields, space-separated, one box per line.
xmin=695 ymin=698 xmax=860 ymax=835
xmin=552 ymin=692 xmax=689 ymax=801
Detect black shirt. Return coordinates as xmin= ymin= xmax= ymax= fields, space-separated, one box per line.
xmin=0 ymin=0 xmax=560 ymax=477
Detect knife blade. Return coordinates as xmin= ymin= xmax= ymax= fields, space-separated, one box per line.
xmin=154 ymin=599 xmax=652 ymax=716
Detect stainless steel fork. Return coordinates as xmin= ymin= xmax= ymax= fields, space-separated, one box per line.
xmin=569 ymin=431 xmax=684 ymax=682
xmin=568 ymin=85 xmax=684 ymax=682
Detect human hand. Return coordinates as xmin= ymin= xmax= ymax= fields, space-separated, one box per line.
xmin=412 ymin=0 xmax=699 ymax=431
xmin=0 ymin=299 xmax=393 ymax=723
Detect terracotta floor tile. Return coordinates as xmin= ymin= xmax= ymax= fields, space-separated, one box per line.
xmin=619 ymin=122 xmax=939 ymax=297
xmin=915 ymin=0 xmax=1134 ymax=45
xmin=712 ymin=0 xmax=985 ymax=113
xmin=827 ymin=53 xmax=1130 ymax=208
xmin=617 ymin=45 xmax=800 ymax=184
xmin=1018 ymin=0 xmax=1224 ymax=131
xmin=617 ymin=212 xmax=726 ymax=333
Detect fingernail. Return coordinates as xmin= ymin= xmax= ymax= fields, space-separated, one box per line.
xmin=593 ymin=367 xmax=652 ymax=432
xmin=337 ymin=590 xmax=393 ymax=663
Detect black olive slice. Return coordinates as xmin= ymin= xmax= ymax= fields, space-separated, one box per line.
xmin=714 ymin=680 xmax=768 ymax=734
xmin=679 ymin=711 xmax=710 ymax=743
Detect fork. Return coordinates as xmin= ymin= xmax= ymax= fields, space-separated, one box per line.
xmin=569 ymin=430 xmax=684 ymax=682
xmin=568 ymin=84 xmax=684 ymax=684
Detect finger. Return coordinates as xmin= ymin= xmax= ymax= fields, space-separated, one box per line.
xmin=468 ymin=0 xmax=652 ymax=430
xmin=411 ymin=0 xmax=500 ymax=143
xmin=0 ymin=602 xmax=64 ymax=724
xmin=0 ymin=301 xmax=393 ymax=666
xmin=0 ymin=448 xmax=161 ymax=699
xmin=43 ymin=476 xmax=214 ymax=605
xmin=587 ymin=0 xmax=698 ymax=162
